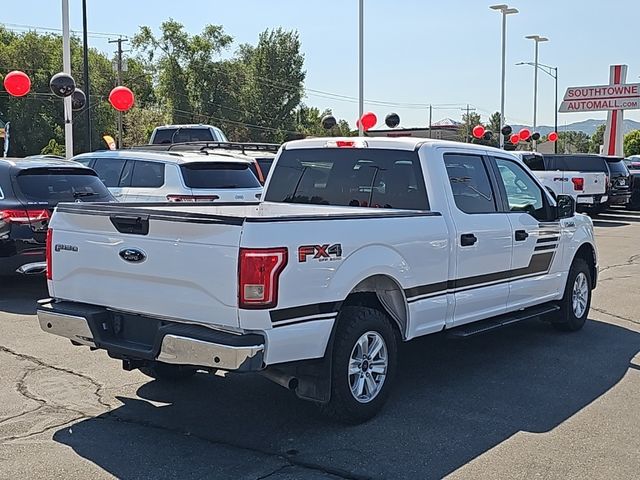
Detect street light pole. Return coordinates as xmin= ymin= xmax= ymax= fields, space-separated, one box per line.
xmin=525 ymin=35 xmax=548 ymax=151
xmin=82 ymin=0 xmax=92 ymax=152
xmin=490 ymin=4 xmax=519 ymax=149
xmin=516 ymin=61 xmax=558 ymax=153
xmin=61 ymin=0 xmax=73 ymax=159
xmin=358 ymin=0 xmax=364 ymax=137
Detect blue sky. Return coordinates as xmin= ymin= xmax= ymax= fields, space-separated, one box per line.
xmin=3 ymin=0 xmax=640 ymax=129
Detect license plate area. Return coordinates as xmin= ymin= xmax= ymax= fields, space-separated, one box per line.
xmin=577 ymin=197 xmax=594 ymax=204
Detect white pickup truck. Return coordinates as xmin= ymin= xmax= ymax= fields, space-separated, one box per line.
xmin=513 ymin=152 xmax=607 ymax=210
xmin=38 ymin=138 xmax=598 ymax=423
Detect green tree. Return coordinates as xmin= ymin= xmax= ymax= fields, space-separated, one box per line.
xmin=123 ymin=106 xmax=171 ymax=146
xmin=238 ymin=28 xmax=306 ymax=142
xmin=40 ymin=138 xmax=65 ymax=156
xmin=589 ymin=123 xmax=606 ymax=153
xmin=294 ymin=105 xmax=350 ymax=137
xmin=557 ymin=131 xmax=590 ymax=153
xmin=624 ymin=130 xmax=640 ymax=156
xmin=458 ymin=112 xmax=482 ymax=142
xmin=486 ymin=112 xmax=502 ymax=136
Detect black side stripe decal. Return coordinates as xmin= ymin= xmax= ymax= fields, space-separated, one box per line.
xmin=405 ymin=252 xmax=555 ymax=302
xmin=269 ymin=301 xmax=343 ymax=323
xmin=537 ymin=237 xmax=559 ymax=244
xmin=272 ymin=316 xmax=337 ymax=328
xmin=535 ymin=244 xmax=557 ymax=252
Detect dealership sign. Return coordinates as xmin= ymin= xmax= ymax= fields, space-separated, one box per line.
xmin=559 ymin=65 xmax=631 ymax=156
xmin=559 ymin=83 xmax=640 ymax=112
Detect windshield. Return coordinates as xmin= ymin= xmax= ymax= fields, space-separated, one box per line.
xmin=180 ymin=162 xmax=261 ymax=189
xmin=152 ymin=128 xmax=214 ymax=144
xmin=15 ymin=168 xmax=113 ymax=204
xmin=544 ymin=155 xmax=608 ymax=172
xmin=264 ymin=148 xmax=429 ymax=210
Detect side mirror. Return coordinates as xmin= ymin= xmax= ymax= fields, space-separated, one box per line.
xmin=555 ymin=194 xmax=575 ymax=219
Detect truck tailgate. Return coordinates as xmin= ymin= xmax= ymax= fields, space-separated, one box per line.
xmin=48 ymin=204 xmax=243 ymax=328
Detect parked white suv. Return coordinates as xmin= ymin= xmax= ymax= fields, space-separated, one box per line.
xmin=72 ymin=150 xmax=262 ymax=203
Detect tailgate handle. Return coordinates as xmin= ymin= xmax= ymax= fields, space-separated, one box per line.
xmin=110 ymin=215 xmax=150 ymax=235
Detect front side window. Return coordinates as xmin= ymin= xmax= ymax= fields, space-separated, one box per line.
xmin=495 ymin=158 xmax=545 ymax=220
xmin=131 ymin=161 xmax=165 ymax=188
xmin=91 ymin=158 xmax=127 ymax=187
xmin=444 ymin=154 xmax=497 ymax=214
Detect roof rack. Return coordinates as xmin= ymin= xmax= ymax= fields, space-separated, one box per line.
xmin=129 ymin=141 xmax=280 ymax=155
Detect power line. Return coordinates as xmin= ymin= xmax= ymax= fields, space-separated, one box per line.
xmin=1 ymin=22 xmax=128 ymax=40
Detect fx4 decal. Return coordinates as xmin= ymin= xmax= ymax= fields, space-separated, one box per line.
xmin=298 ymin=244 xmax=343 ymax=263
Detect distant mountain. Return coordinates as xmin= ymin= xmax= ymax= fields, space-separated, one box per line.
xmin=509 ymin=119 xmax=640 ymax=136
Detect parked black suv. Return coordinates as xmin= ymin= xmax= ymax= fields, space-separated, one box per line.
xmin=0 ymin=158 xmax=114 ymax=276
xmin=542 ymin=154 xmax=631 ymax=212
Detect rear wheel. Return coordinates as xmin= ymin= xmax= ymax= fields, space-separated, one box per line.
xmin=319 ymin=306 xmax=398 ymax=424
xmin=553 ymin=258 xmax=592 ymax=332
xmin=139 ymin=361 xmax=197 ymax=381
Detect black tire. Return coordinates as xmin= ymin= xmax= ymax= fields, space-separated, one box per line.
xmin=139 ymin=361 xmax=197 ymax=381
xmin=589 ymin=204 xmax=606 ymax=216
xmin=318 ymin=306 xmax=398 ymax=424
xmin=553 ymin=258 xmax=592 ymax=332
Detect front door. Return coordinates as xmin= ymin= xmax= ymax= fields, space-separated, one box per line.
xmin=492 ymin=156 xmax=564 ymax=309
xmin=443 ymin=152 xmax=513 ymax=326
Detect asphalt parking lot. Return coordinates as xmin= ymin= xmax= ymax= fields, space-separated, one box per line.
xmin=1 ymin=209 xmax=639 ymax=480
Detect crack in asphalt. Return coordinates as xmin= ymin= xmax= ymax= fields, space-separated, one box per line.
xmin=598 ymin=254 xmax=640 ymax=274
xmin=0 ymin=345 xmax=363 ymax=479
xmin=254 ymin=465 xmax=293 ymax=480
xmin=591 ymin=307 xmax=640 ymax=326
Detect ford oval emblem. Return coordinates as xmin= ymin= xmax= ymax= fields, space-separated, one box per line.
xmin=119 ymin=248 xmax=146 ymax=263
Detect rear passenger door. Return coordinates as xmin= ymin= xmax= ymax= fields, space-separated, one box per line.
xmin=491 ymin=156 xmax=563 ymax=309
xmin=91 ymin=157 xmax=130 ymax=201
xmin=443 ymin=152 xmax=512 ymax=326
xmin=127 ymin=160 xmax=166 ymax=202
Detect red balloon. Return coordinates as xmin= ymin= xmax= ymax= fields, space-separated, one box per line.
xmin=548 ymin=131 xmax=558 ymax=142
xmin=472 ymin=125 xmax=485 ymax=139
xmin=360 ymin=112 xmax=377 ymax=131
xmin=3 ymin=71 xmax=31 ymax=97
xmin=510 ymin=134 xmax=521 ymax=145
xmin=109 ymin=86 xmax=135 ymax=111
xmin=519 ymin=128 xmax=531 ymax=141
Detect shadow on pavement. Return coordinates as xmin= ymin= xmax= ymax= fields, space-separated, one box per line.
xmin=592 ymin=220 xmax=630 ymax=228
xmin=0 ymin=276 xmax=48 ymax=315
xmin=53 ymin=318 xmax=640 ymax=480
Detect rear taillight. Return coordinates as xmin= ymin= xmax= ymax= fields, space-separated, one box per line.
xmin=571 ymin=177 xmax=584 ymax=191
xmin=238 ymin=247 xmax=288 ymax=309
xmin=166 ymin=195 xmax=220 ymax=202
xmin=0 ymin=209 xmax=50 ymax=224
xmin=46 ymin=228 xmax=53 ymax=280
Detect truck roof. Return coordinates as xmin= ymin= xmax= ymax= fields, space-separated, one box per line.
xmin=283 ymin=136 xmax=517 ymax=156
xmin=72 ymin=149 xmax=253 ymax=166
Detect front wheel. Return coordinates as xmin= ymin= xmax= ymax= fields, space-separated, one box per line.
xmin=318 ymin=306 xmax=398 ymax=424
xmin=553 ymin=258 xmax=592 ymax=332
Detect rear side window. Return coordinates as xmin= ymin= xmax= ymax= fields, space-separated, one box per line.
xmin=15 ymin=168 xmax=113 ymax=203
xmin=180 ymin=162 xmax=261 ymax=189
xmin=152 ymin=128 xmax=215 ymax=144
xmin=521 ymin=154 xmax=545 ymax=171
xmin=131 ymin=161 xmax=165 ymax=188
xmin=264 ymin=148 xmax=428 ymax=210
xmin=257 ymin=158 xmax=274 ymax=178
xmin=444 ymin=154 xmax=497 ymax=214
xmin=91 ymin=158 xmax=127 ymax=187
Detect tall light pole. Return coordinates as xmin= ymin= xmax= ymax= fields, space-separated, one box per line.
xmin=62 ymin=0 xmax=73 ymax=158
xmin=525 ymin=35 xmax=548 ymax=151
xmin=517 ymin=61 xmax=558 ymax=153
xmin=358 ymin=0 xmax=364 ymax=137
xmin=490 ymin=4 xmax=519 ymax=149
xmin=82 ymin=0 xmax=92 ymax=151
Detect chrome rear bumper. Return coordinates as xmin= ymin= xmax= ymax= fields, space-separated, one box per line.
xmin=37 ymin=304 xmax=264 ymax=371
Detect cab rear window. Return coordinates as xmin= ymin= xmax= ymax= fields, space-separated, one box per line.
xmin=180 ymin=162 xmax=261 ymax=189
xmin=15 ymin=168 xmax=113 ymax=203
xmin=152 ymin=128 xmax=214 ymax=144
xmin=264 ymin=148 xmax=429 ymax=210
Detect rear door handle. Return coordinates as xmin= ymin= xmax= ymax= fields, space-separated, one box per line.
xmin=515 ymin=230 xmax=529 ymax=241
xmin=460 ymin=233 xmax=477 ymax=246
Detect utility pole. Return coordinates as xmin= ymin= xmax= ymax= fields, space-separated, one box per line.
xmin=109 ymin=37 xmax=128 ymax=148
xmin=461 ymin=104 xmax=477 ymax=142
xmin=82 ymin=0 xmax=92 ymax=151
xmin=62 ymin=0 xmax=73 ymax=159
xmin=358 ymin=0 xmax=364 ymax=137
xmin=428 ymin=105 xmax=433 ymax=138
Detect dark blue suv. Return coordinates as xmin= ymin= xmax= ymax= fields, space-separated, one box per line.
xmin=0 ymin=157 xmax=114 ymax=276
